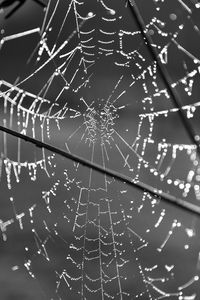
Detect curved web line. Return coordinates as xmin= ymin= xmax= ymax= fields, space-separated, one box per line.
xmin=128 ymin=0 xmax=200 ymax=156
xmin=0 ymin=1 xmax=200 ymax=299
xmin=0 ymin=0 xmax=200 ymax=217
xmin=0 ymin=124 xmax=200 ymax=216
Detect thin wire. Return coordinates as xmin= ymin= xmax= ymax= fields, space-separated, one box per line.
xmin=127 ymin=0 xmax=200 ymax=157
xmin=0 ymin=1 xmax=200 ymax=216
xmin=0 ymin=125 xmax=200 ymax=216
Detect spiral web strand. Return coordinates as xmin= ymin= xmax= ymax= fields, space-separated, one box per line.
xmin=0 ymin=0 xmax=200 ymax=299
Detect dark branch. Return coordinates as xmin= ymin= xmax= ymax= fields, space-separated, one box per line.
xmin=0 ymin=125 xmax=200 ymax=217
xmin=5 ymin=0 xmax=25 ymax=19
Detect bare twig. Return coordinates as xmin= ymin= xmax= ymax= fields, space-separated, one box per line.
xmin=0 ymin=125 xmax=200 ymax=216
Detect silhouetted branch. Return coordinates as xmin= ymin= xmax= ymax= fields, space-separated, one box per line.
xmin=0 ymin=125 xmax=200 ymax=216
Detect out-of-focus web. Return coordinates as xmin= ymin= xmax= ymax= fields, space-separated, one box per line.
xmin=0 ymin=0 xmax=200 ymax=299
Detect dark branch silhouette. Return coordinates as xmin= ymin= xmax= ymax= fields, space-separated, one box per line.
xmin=0 ymin=0 xmax=46 ymax=18
xmin=1 ymin=125 xmax=200 ymax=217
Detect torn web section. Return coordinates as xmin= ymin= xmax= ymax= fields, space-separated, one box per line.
xmin=134 ymin=0 xmax=200 ymax=115
xmin=125 ymin=0 xmax=200 ymax=206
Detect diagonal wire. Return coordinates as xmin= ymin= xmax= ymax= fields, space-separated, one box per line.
xmin=128 ymin=0 xmax=200 ymax=157
xmin=0 ymin=125 xmax=200 ymax=216
xmin=0 ymin=1 xmax=200 ymax=217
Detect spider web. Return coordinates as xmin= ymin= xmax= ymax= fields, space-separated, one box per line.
xmin=0 ymin=0 xmax=200 ymax=299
